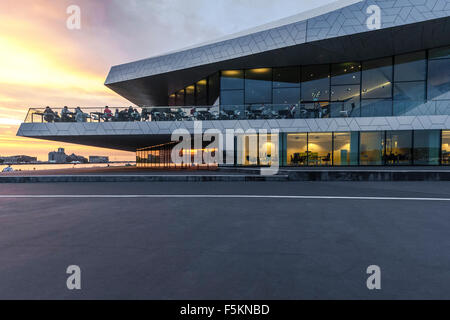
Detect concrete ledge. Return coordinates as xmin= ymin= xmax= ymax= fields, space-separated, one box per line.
xmin=286 ymin=170 xmax=450 ymax=181
xmin=0 ymin=175 xmax=289 ymax=183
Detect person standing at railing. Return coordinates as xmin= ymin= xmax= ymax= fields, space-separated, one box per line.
xmin=103 ymin=106 xmax=113 ymax=122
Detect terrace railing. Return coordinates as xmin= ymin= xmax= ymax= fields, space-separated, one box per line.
xmin=23 ymin=100 xmax=450 ymax=124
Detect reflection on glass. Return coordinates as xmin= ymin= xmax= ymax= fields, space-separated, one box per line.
xmin=245 ymin=68 xmax=272 ymax=104
xmin=308 ymin=133 xmax=332 ymax=166
xmin=360 ymin=132 xmax=384 ymax=165
xmin=428 ymin=59 xmax=450 ymax=101
xmin=300 ymin=102 xmax=330 ymax=118
xmin=287 ymin=133 xmax=307 ymax=166
xmin=429 ymin=46 xmax=450 ymax=60
xmin=175 ymin=89 xmax=185 ymax=106
xmin=414 ymin=130 xmax=440 ymax=165
xmin=385 ymin=131 xmax=412 ymax=165
xmin=221 ymin=70 xmax=244 ymax=90
xmin=333 ymin=132 xmax=359 ymax=165
xmin=301 ymin=65 xmax=330 ymax=102
xmin=273 ymin=87 xmax=300 ymax=106
xmin=221 ymin=90 xmax=244 ymax=106
xmin=393 ymin=81 xmax=426 ymax=115
xmin=330 ymin=85 xmax=360 ymax=117
xmin=331 ymin=62 xmax=361 ymax=85
xmin=196 ymin=79 xmax=207 ymax=106
xmin=362 ymin=57 xmax=393 ymax=99
xmin=361 ymin=99 xmax=392 ymax=117
xmin=168 ymin=93 xmax=176 ymax=106
xmin=208 ymin=73 xmax=220 ymax=105
xmin=442 ymin=131 xmax=450 ymax=165
xmin=394 ymin=51 xmax=426 ymax=82
xmin=185 ymin=85 xmax=195 ymax=105
xmin=273 ymin=67 xmax=301 ymax=88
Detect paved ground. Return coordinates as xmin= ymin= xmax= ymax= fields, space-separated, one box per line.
xmin=0 ymin=181 xmax=450 ymax=299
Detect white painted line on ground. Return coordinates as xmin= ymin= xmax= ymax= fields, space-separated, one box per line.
xmin=0 ymin=195 xmax=450 ymax=201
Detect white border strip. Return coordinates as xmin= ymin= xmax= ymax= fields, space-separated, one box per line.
xmin=0 ymin=195 xmax=449 ymax=201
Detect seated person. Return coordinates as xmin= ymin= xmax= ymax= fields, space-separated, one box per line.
xmin=43 ymin=106 xmax=55 ymax=122
xmin=61 ymin=106 xmax=73 ymax=122
xmin=75 ymin=107 xmax=88 ymax=122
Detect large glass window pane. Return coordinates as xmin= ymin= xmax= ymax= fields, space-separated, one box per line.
xmin=331 ymin=62 xmax=361 ymax=85
xmin=330 ymin=85 xmax=360 ymax=117
xmin=301 ymin=65 xmax=330 ymax=102
xmin=287 ymin=133 xmax=308 ymax=166
xmin=273 ymin=67 xmax=300 ymax=88
xmin=273 ymin=88 xmax=300 ymax=105
xmin=308 ymin=133 xmax=332 ymax=166
xmin=360 ymin=131 xmax=384 ymax=165
xmin=245 ymin=68 xmax=272 ymax=104
xmin=237 ymin=134 xmax=258 ymax=166
xmin=362 ymin=57 xmax=393 ymax=99
xmin=361 ymin=99 xmax=392 ymax=117
xmin=393 ymin=81 xmax=426 ymax=115
xmin=195 ymin=79 xmax=207 ymax=106
xmin=394 ymin=51 xmax=426 ymax=82
xmin=221 ymin=70 xmax=244 ymax=90
xmin=185 ymin=85 xmax=195 ymax=105
xmin=221 ymin=90 xmax=244 ymax=106
xmin=413 ymin=130 xmax=440 ymax=165
xmin=208 ymin=73 xmax=220 ymax=105
xmin=168 ymin=93 xmax=176 ymax=106
xmin=385 ymin=131 xmax=412 ymax=165
xmin=259 ymin=134 xmax=279 ymax=166
xmin=428 ymin=59 xmax=450 ymax=100
xmin=442 ymin=131 xmax=450 ymax=165
xmin=333 ymin=132 xmax=359 ymax=165
xmin=429 ymin=46 xmax=450 ymax=60
xmin=175 ymin=89 xmax=185 ymax=106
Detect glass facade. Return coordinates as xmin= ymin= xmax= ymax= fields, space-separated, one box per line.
xmin=168 ymin=46 xmax=450 ymax=119
xmin=137 ymin=130 xmax=450 ymax=167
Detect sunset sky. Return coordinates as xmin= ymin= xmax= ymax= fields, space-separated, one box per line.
xmin=0 ymin=0 xmax=335 ymax=161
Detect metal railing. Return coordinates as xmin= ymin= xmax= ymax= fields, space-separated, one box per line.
xmin=23 ymin=100 xmax=450 ymax=123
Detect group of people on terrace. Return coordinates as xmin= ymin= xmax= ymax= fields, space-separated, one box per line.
xmin=42 ymin=106 xmax=148 ymax=123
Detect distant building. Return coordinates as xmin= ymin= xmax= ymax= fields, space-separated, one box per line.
xmin=0 ymin=155 xmax=37 ymax=164
xmin=89 ymin=156 xmax=109 ymax=163
xmin=48 ymin=148 xmax=67 ymax=163
xmin=66 ymin=153 xmax=88 ymax=164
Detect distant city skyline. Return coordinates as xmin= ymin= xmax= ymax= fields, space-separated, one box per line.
xmin=0 ymin=0 xmax=336 ymax=161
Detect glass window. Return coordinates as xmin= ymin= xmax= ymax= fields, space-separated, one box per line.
xmin=330 ymin=85 xmax=360 ymax=117
xmin=414 ymin=130 xmax=440 ymax=165
xmin=333 ymin=132 xmax=359 ymax=165
xmin=442 ymin=131 xmax=450 ymax=165
xmin=175 ymin=89 xmax=185 ymax=106
xmin=259 ymin=134 xmax=279 ymax=166
xmin=428 ymin=59 xmax=450 ymax=100
xmin=385 ymin=131 xmax=412 ymax=165
xmin=361 ymin=99 xmax=392 ymax=117
xmin=245 ymin=68 xmax=272 ymax=104
xmin=168 ymin=93 xmax=176 ymax=106
xmin=301 ymin=65 xmax=330 ymax=102
xmin=308 ymin=133 xmax=332 ymax=166
xmin=273 ymin=88 xmax=300 ymax=105
xmin=185 ymin=85 xmax=195 ymax=106
xmin=221 ymin=90 xmax=244 ymax=106
xmin=221 ymin=70 xmax=244 ymax=90
xmin=287 ymin=133 xmax=308 ymax=166
xmin=236 ymin=134 xmax=258 ymax=166
xmin=331 ymin=62 xmax=361 ymax=85
xmin=394 ymin=51 xmax=426 ymax=82
xmin=273 ymin=66 xmax=300 ymax=88
xmin=208 ymin=73 xmax=220 ymax=105
xmin=362 ymin=57 xmax=393 ymax=99
xmin=429 ymin=46 xmax=450 ymax=60
xmin=360 ymin=131 xmax=384 ymax=165
xmin=196 ymin=79 xmax=207 ymax=106
xmin=393 ymin=81 xmax=426 ymax=115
